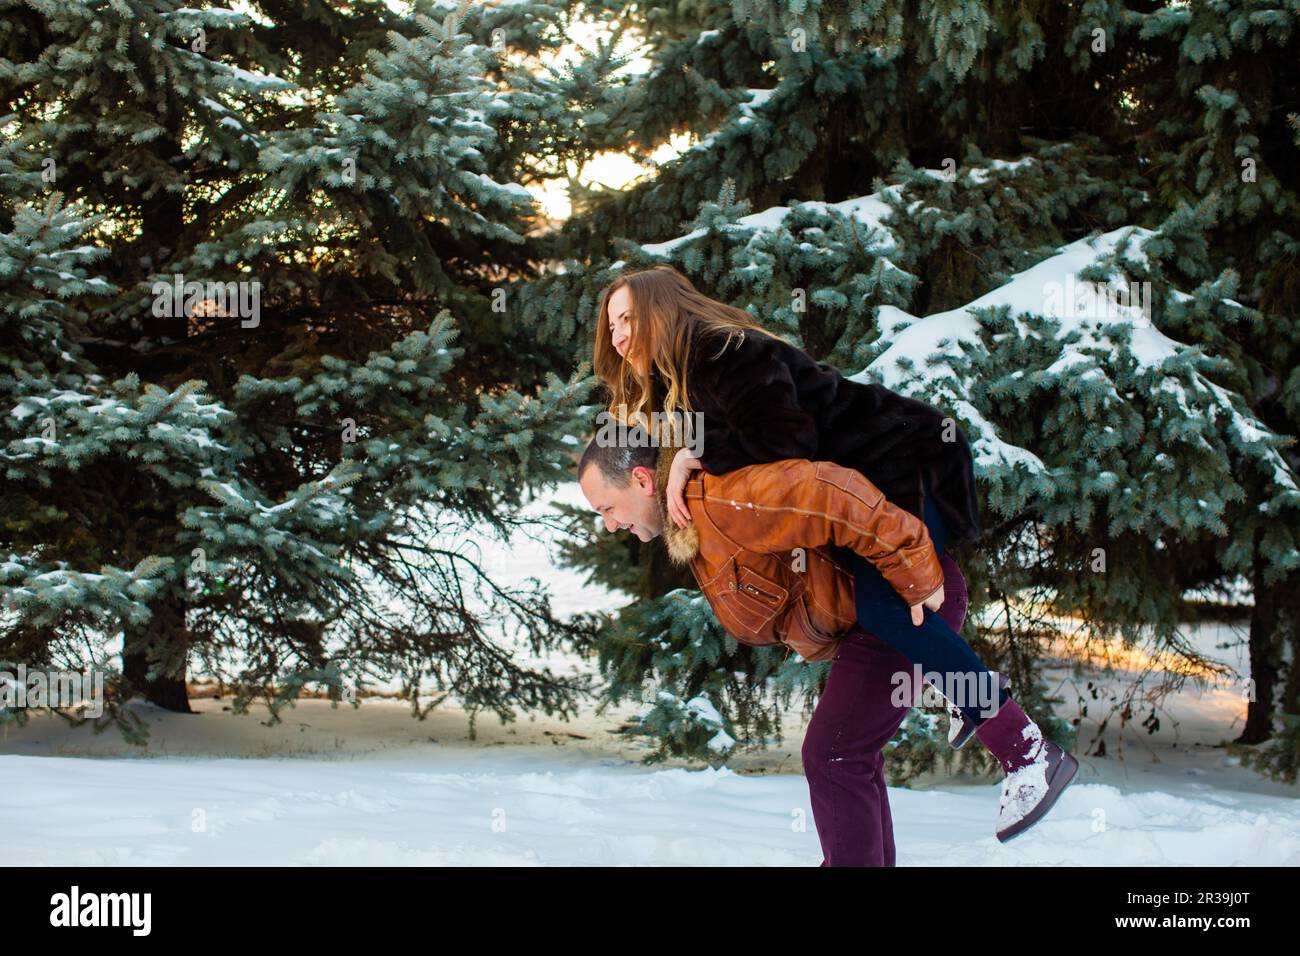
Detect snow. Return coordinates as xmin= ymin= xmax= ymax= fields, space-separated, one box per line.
xmin=188 ymin=51 xmax=290 ymax=91
xmin=640 ymin=231 xmax=702 ymax=258
xmin=965 ymin=157 xmax=1035 ymax=184
xmin=997 ymin=723 xmax=1050 ymax=828
xmin=225 ymin=65 xmax=286 ymax=89
xmin=174 ymin=6 xmax=243 ymax=17
xmin=839 ymin=226 xmax=1296 ymax=491
xmin=2 ymin=695 xmax=1297 ymax=865
xmin=0 ymin=746 xmax=1267 ymax=864
xmin=741 ymin=88 xmax=776 ymax=113
xmin=0 ymin=747 xmax=813 ymax=865
xmin=182 ymin=427 xmax=220 ymax=450
xmin=639 ymin=191 xmax=904 ymax=260
xmin=499 ymin=181 xmax=533 ymax=200
xmin=639 ymin=189 xmax=900 ymax=259
xmin=461 ymin=171 xmax=533 ymax=204
xmin=952 ymin=398 xmax=1047 ymax=473
xmin=864 ymin=229 xmax=1153 ymax=387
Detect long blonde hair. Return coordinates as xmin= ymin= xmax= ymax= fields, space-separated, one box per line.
xmin=593 ymin=265 xmax=783 ymax=445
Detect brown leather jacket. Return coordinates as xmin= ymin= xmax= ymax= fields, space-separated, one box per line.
xmin=654 ymin=444 xmax=944 ymax=661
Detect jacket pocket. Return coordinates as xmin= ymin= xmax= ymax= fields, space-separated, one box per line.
xmin=780 ymin=597 xmax=843 ymax=662
xmin=715 ymin=559 xmax=788 ymax=637
xmin=788 ymin=595 xmax=837 ymax=647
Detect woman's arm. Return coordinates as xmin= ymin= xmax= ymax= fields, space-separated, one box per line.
xmin=666 ymin=446 xmax=703 ymax=529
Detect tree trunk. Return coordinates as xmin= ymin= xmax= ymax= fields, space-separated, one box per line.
xmin=1237 ymin=556 xmax=1291 ymax=744
xmin=1275 ymin=572 xmax=1300 ymax=718
xmin=122 ymin=595 xmax=193 ymax=713
xmin=140 ymin=120 xmax=187 ymax=345
xmin=119 ymin=115 xmax=191 ymax=714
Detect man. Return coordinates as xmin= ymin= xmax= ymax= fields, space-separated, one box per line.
xmin=577 ymin=433 xmax=1078 ymax=864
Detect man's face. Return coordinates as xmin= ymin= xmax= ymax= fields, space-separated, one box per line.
xmin=579 ymin=463 xmax=664 ymax=542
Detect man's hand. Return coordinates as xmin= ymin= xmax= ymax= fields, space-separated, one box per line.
xmin=666 ymin=446 xmax=702 ymax=528
xmin=909 ymin=585 xmax=944 ymax=626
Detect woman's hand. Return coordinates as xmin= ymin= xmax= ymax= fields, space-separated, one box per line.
xmin=666 ymin=446 xmax=703 ymax=528
xmin=909 ymin=585 xmax=945 ymax=626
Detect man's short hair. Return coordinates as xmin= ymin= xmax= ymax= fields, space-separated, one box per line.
xmin=578 ymin=426 xmax=659 ymax=487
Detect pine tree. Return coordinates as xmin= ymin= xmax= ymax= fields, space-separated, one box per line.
xmin=1122 ymin=1 xmax=1300 ymax=757
xmin=532 ymin=0 xmax=1299 ymax=776
xmin=0 ymin=0 xmax=596 ymax=735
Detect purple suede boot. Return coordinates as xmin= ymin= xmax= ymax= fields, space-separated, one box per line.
xmin=973 ymin=696 xmax=1078 ymax=843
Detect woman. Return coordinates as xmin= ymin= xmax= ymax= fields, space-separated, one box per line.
xmin=591 ymin=264 xmax=1078 ymax=851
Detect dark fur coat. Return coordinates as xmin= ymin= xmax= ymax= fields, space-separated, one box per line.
xmin=653 ymin=324 xmax=982 ymax=544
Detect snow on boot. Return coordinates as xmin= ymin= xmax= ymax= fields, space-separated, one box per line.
xmin=946 ymin=672 xmax=1011 ymax=751
xmin=973 ymin=695 xmax=1078 ymax=842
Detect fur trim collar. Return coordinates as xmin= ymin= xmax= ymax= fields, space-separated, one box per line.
xmin=655 ymin=444 xmax=700 ymax=566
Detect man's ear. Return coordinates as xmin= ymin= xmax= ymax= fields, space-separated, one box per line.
xmin=630 ymin=465 xmax=656 ymax=496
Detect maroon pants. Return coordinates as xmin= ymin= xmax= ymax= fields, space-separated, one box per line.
xmin=802 ymin=555 xmax=969 ymax=866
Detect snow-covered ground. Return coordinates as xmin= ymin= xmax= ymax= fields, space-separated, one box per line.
xmin=3 ymin=481 xmax=1298 ymax=866
xmin=6 ymin=738 xmax=1297 ymax=866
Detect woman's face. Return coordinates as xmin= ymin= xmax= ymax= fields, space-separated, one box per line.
xmin=606 ymin=286 xmax=645 ymax=374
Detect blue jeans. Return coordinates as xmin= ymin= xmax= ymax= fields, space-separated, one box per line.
xmin=850 ymin=490 xmax=1008 ymax=726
